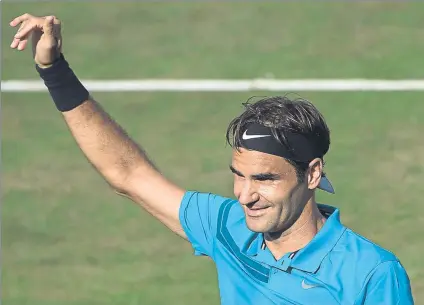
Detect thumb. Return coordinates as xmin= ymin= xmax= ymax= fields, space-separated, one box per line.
xmin=43 ymin=16 xmax=54 ymax=37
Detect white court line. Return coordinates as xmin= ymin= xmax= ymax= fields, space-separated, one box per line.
xmin=3 ymin=79 xmax=424 ymax=92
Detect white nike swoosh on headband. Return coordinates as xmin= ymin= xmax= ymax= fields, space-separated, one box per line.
xmin=242 ymin=130 xmax=272 ymax=140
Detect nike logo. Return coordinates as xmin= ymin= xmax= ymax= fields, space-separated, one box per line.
xmin=242 ymin=130 xmax=271 ymax=140
xmin=301 ymin=280 xmax=320 ymax=290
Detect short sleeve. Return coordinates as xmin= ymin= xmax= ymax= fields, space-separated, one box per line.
xmin=357 ymin=260 xmax=414 ymax=305
xmin=179 ymin=191 xmax=233 ymax=258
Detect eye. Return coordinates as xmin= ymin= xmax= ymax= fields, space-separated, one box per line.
xmin=255 ymin=176 xmax=271 ymax=182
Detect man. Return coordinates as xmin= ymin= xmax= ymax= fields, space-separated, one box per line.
xmin=10 ymin=13 xmax=414 ymax=305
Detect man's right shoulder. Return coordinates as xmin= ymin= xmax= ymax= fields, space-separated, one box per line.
xmin=180 ymin=190 xmax=245 ymax=222
xmin=178 ymin=190 xmax=251 ymax=257
xmin=179 ymin=190 xmax=248 ymax=233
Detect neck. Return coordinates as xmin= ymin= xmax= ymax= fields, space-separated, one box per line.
xmin=264 ymin=199 xmax=326 ymax=261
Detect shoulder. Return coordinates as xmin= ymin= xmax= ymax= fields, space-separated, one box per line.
xmin=320 ymin=223 xmax=412 ymax=303
xmin=318 ymin=204 xmax=398 ymax=270
xmin=181 ymin=191 xmax=251 ymax=240
xmin=178 ymin=191 xmax=248 ymax=257
xmin=179 ymin=190 xmax=246 ymax=230
xmin=330 ymin=226 xmax=399 ymax=280
xmin=342 ymin=229 xmax=413 ymax=304
xmin=341 ymin=227 xmax=398 ymax=264
xmin=179 ymin=190 xmax=236 ymax=216
xmin=331 ymin=226 xmax=407 ymax=289
xmin=319 ymin=203 xmax=399 ymax=273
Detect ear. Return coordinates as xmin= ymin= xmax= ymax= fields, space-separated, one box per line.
xmin=307 ymin=158 xmax=323 ymax=190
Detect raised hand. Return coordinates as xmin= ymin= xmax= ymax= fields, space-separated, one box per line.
xmin=10 ymin=13 xmax=62 ymax=68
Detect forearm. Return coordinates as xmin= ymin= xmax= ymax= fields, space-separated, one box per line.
xmin=62 ymin=97 xmax=155 ymax=193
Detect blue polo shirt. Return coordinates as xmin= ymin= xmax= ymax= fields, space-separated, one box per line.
xmin=179 ymin=191 xmax=414 ymax=305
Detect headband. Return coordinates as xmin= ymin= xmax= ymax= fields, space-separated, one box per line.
xmin=238 ymin=123 xmax=334 ymax=193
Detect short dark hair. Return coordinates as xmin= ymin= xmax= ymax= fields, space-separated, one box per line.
xmin=226 ymin=95 xmax=331 ymax=182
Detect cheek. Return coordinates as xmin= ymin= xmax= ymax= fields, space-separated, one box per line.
xmin=257 ymin=182 xmax=286 ymax=203
xmin=258 ymin=182 xmax=299 ymax=217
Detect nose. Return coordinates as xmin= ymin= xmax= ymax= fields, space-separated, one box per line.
xmin=236 ymin=180 xmax=260 ymax=206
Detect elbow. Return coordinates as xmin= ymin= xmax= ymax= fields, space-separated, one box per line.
xmin=105 ymin=166 xmax=143 ymax=199
xmin=102 ymin=167 xmax=134 ymax=196
xmin=104 ymin=163 xmax=158 ymax=201
xmin=108 ymin=178 xmax=131 ymax=197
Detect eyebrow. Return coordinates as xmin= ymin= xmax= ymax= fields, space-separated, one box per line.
xmin=229 ymin=165 xmax=281 ymax=180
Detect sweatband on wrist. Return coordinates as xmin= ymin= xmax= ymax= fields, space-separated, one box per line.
xmin=36 ymin=53 xmax=90 ymax=112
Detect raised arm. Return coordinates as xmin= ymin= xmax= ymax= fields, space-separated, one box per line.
xmin=61 ymin=99 xmax=186 ymax=236
xmin=10 ymin=13 xmax=187 ymax=238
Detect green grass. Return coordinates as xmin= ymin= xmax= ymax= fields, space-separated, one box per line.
xmin=2 ymin=2 xmax=424 ymax=305
xmin=3 ymin=2 xmax=424 ymax=79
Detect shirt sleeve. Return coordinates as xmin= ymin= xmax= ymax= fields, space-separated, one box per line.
xmin=358 ymin=260 xmax=414 ymax=305
xmin=179 ymin=191 xmax=233 ymax=258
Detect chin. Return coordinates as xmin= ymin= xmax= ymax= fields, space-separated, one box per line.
xmin=245 ymin=217 xmax=271 ymax=233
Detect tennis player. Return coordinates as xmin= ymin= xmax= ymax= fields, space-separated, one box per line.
xmin=10 ymin=13 xmax=414 ymax=305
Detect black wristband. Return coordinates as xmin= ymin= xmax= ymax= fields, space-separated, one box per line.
xmin=36 ymin=53 xmax=90 ymax=112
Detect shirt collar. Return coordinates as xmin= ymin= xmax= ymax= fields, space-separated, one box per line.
xmin=243 ymin=204 xmax=346 ymax=273
xmin=244 ymin=232 xmax=264 ymax=256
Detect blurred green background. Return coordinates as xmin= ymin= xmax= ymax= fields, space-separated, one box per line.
xmin=2 ymin=2 xmax=424 ymax=304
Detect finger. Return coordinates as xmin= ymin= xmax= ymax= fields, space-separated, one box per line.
xmin=9 ymin=13 xmax=32 ymax=27
xmin=10 ymin=38 xmax=20 ymax=48
xmin=14 ymin=20 xmax=40 ymax=39
xmin=43 ymin=16 xmax=54 ymax=36
xmin=52 ymin=16 xmax=61 ymax=27
xmin=10 ymin=22 xmax=25 ymax=45
xmin=52 ymin=18 xmax=62 ymax=51
xmin=17 ymin=40 xmax=29 ymax=51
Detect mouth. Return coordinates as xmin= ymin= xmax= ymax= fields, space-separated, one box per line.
xmin=245 ymin=206 xmax=270 ymax=217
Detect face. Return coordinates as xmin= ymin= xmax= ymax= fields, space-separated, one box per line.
xmin=231 ymin=148 xmax=321 ymax=234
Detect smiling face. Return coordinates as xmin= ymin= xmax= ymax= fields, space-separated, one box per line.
xmin=231 ymin=148 xmax=316 ymax=234
xmin=225 ymin=96 xmax=331 ymax=233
